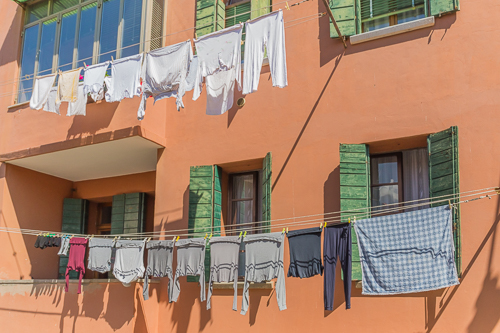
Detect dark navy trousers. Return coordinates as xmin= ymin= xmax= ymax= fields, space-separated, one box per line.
xmin=324 ymin=223 xmax=352 ymax=310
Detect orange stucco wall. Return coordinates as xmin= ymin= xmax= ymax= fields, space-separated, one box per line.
xmin=1 ymin=0 xmax=500 ymax=331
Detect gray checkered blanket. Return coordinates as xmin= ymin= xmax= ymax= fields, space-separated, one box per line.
xmin=354 ymin=205 xmax=459 ymax=295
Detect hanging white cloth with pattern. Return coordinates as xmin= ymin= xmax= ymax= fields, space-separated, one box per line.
xmin=56 ymin=68 xmax=82 ymax=104
xmin=83 ymin=61 xmax=110 ymax=102
xmin=42 ymin=86 xmax=61 ymax=115
xmin=105 ymin=54 xmax=143 ymax=103
xmin=67 ymin=83 xmax=87 ymax=116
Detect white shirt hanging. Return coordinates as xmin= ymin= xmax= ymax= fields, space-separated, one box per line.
xmin=30 ymin=73 xmax=57 ymax=110
xmin=83 ymin=61 xmax=110 ymax=102
xmin=105 ymin=53 xmax=143 ymax=103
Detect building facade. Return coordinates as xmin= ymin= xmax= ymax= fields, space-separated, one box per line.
xmin=0 ymin=0 xmax=499 ymax=332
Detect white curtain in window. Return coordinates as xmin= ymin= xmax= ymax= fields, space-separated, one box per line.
xmin=403 ymin=148 xmax=429 ymax=210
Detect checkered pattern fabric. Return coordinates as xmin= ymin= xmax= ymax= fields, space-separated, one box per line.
xmin=354 ymin=205 xmax=459 ymax=295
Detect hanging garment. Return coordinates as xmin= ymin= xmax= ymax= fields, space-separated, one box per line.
xmin=30 ymin=73 xmax=57 ymax=110
xmin=143 ymin=240 xmax=175 ymax=301
xmin=65 ymin=237 xmax=88 ymax=294
xmin=207 ymin=236 xmax=241 ymax=310
xmin=287 ymin=227 xmax=323 ymax=278
xmin=43 ymin=87 xmax=61 ymax=115
xmin=57 ymin=68 xmax=82 ymax=104
xmin=354 ymin=205 xmax=459 ymax=295
xmin=185 ymin=56 xmax=201 ymax=97
xmin=138 ymin=40 xmax=193 ymax=119
xmin=87 ymin=238 xmax=115 ymax=273
xmin=67 ymin=83 xmax=87 ymax=116
xmin=83 ymin=61 xmax=110 ymax=102
xmin=205 ymin=68 xmax=236 ymax=115
xmin=243 ymin=10 xmax=288 ymax=94
xmin=36 ymin=236 xmax=50 ymax=249
xmin=241 ymin=233 xmax=286 ymax=315
xmin=171 ymin=238 xmax=206 ymax=303
xmin=193 ymin=24 xmax=243 ymax=103
xmin=105 ymin=53 xmax=143 ymax=103
xmin=50 ymin=237 xmax=61 ymax=247
xmin=324 ymin=224 xmax=351 ymax=310
xmin=58 ymin=237 xmax=70 ymax=256
xmin=113 ymin=239 xmax=147 ymax=287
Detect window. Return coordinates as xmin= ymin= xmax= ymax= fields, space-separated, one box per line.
xmin=370 ymin=149 xmax=429 ymax=212
xmin=361 ymin=0 xmax=425 ymax=32
xmin=228 ymin=171 xmax=260 ymax=233
xmin=17 ymin=0 xmax=163 ymax=103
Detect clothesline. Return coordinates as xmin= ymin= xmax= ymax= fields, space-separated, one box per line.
xmin=0 ymin=0 xmax=319 ymax=95
xmin=0 ymin=187 xmax=496 ymax=240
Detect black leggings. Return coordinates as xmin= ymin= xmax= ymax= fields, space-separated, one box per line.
xmin=324 ymin=224 xmax=352 ymax=310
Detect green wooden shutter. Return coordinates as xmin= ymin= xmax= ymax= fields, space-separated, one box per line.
xmin=111 ymin=193 xmax=146 ymax=235
xmin=58 ymin=198 xmax=88 ymax=279
xmin=360 ymin=0 xmax=425 ymax=21
xmin=329 ymin=0 xmax=359 ymax=38
xmin=262 ymin=152 xmax=272 ymax=233
xmin=196 ymin=0 xmax=226 ymax=37
xmin=339 ymin=144 xmax=370 ymax=280
xmin=428 ymin=126 xmax=461 ymax=276
xmin=251 ymin=0 xmax=271 ymax=19
xmin=429 ymin=0 xmax=459 ymax=16
xmin=188 ymin=165 xmax=222 ymax=282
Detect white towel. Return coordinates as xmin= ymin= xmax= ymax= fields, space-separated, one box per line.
xmin=105 ymin=54 xmax=143 ymax=103
xmin=138 ymin=40 xmax=192 ymax=120
xmin=42 ymin=86 xmax=61 ymax=115
xmin=67 ymin=84 xmax=87 ymax=116
xmin=56 ymin=68 xmax=82 ymax=104
xmin=30 ymin=73 xmax=57 ymax=110
xmin=83 ymin=61 xmax=110 ymax=102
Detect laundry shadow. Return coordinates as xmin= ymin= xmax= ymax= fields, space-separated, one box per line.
xmin=425 ymin=193 xmax=500 ymax=332
xmin=272 ymin=54 xmax=343 ymax=191
xmin=104 ymin=283 xmax=136 ymax=330
xmin=81 ymin=283 xmax=107 ymax=321
xmin=65 ymin=101 xmax=119 ymax=140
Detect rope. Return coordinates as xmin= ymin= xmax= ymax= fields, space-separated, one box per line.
xmin=0 ymin=187 xmax=497 ymax=240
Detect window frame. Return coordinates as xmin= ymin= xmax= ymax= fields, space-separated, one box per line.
xmin=360 ymin=0 xmax=428 ymax=33
xmin=370 ymin=152 xmax=404 ymax=211
xmin=227 ymin=171 xmax=259 ymax=234
xmin=17 ymin=0 xmax=150 ymax=103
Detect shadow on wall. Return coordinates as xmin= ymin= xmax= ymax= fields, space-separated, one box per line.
xmin=65 ymin=101 xmax=120 ymax=140
xmin=0 ymin=6 xmax=22 ymax=68
xmin=427 ymin=192 xmax=500 ymax=333
xmin=317 ymin=0 xmax=457 ymax=66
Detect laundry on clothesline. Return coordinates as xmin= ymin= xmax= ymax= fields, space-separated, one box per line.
xmin=83 ymin=61 xmax=110 ymax=102
xmin=57 ymin=68 xmax=82 ymax=104
xmin=287 ymin=227 xmax=323 ymax=278
xmin=143 ymin=240 xmax=175 ymax=301
xmin=105 ymin=53 xmax=143 ymax=103
xmin=43 ymin=86 xmax=61 ymax=115
xmin=87 ymin=238 xmax=115 ymax=274
xmin=66 ymin=83 xmax=87 ymax=116
xmin=354 ymin=205 xmax=459 ymax=295
xmin=171 ymin=238 xmax=206 ymax=303
xmin=65 ymin=237 xmax=87 ymax=294
xmin=30 ymin=73 xmax=57 ymax=110
xmin=113 ymin=239 xmax=147 ymax=287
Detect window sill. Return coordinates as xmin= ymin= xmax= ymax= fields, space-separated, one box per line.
xmin=7 ymin=101 xmax=29 ymax=109
xmin=0 ymin=278 xmax=159 ymax=285
xmin=212 ymin=281 xmax=274 ymax=290
xmin=350 ymin=16 xmax=435 ymax=45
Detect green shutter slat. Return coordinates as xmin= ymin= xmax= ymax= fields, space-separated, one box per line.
xmin=196 ymin=0 xmax=226 ymax=38
xmin=188 ymin=165 xmax=220 ymax=282
xmin=58 ymin=198 xmax=87 ymax=279
xmin=429 ymin=0 xmax=458 ymax=16
xmin=339 ymin=144 xmax=370 ymax=281
xmin=111 ymin=193 xmax=146 ymax=235
xmin=251 ymin=0 xmax=271 ymax=19
xmin=261 ymin=152 xmax=272 ymax=233
xmin=428 ymin=126 xmax=461 ymax=277
xmin=360 ymin=0 xmax=424 ymax=21
xmin=329 ymin=0 xmax=358 ymax=38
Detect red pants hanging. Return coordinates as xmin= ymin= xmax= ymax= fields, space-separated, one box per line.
xmin=65 ymin=237 xmax=88 ymax=294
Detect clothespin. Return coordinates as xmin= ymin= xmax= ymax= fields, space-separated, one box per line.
xmin=286 ymin=227 xmax=289 ymax=234
xmin=448 ymin=200 xmax=452 ymax=209
xmin=353 ymin=216 xmax=357 ymax=224
xmin=172 ymin=236 xmax=177 ymax=242
xmin=111 ymin=56 xmax=114 ymax=61
xmin=243 ymin=231 xmax=247 ymax=238
xmin=285 ymin=1 xmax=291 ymax=10
xmin=282 ymin=228 xmax=286 ymax=234
xmin=324 ymin=222 xmax=327 ymax=228
xmin=204 ymin=233 xmax=208 ymax=240
xmin=83 ymin=62 xmax=87 ymax=67
xmin=176 ymin=236 xmax=180 ymax=242
xmin=319 ymin=223 xmax=323 ymax=229
xmin=348 ymin=218 xmax=351 ymax=224
xmin=90 ymin=234 xmax=94 ymax=239
xmin=238 ymin=231 xmax=243 ymax=238
xmin=147 ymin=237 xmax=151 ymax=242
xmin=209 ymin=233 xmax=213 ymax=239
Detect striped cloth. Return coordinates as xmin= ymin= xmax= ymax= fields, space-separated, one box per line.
xmin=354 ymin=205 xmax=459 ymax=295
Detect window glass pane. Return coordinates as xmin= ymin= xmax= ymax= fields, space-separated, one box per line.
xmin=232 ymin=174 xmax=254 ymax=199
xmin=77 ymin=2 xmax=97 ymax=67
xmin=52 ymin=0 xmax=79 ymax=14
xmin=121 ymin=0 xmax=143 ymax=58
xmin=372 ymin=185 xmax=399 ymax=210
xmin=18 ymin=25 xmax=40 ymax=102
xmin=99 ymin=0 xmax=120 ymax=63
xmin=58 ymin=9 xmax=78 ymax=72
xmin=397 ymin=6 xmax=425 ymax=24
xmin=27 ymin=1 xmax=49 ymax=24
xmin=363 ymin=16 xmax=390 ymax=32
xmin=232 ymin=201 xmax=254 ymax=224
xmin=371 ymin=155 xmax=398 ymax=184
xmin=38 ymin=18 xmax=57 ymax=75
